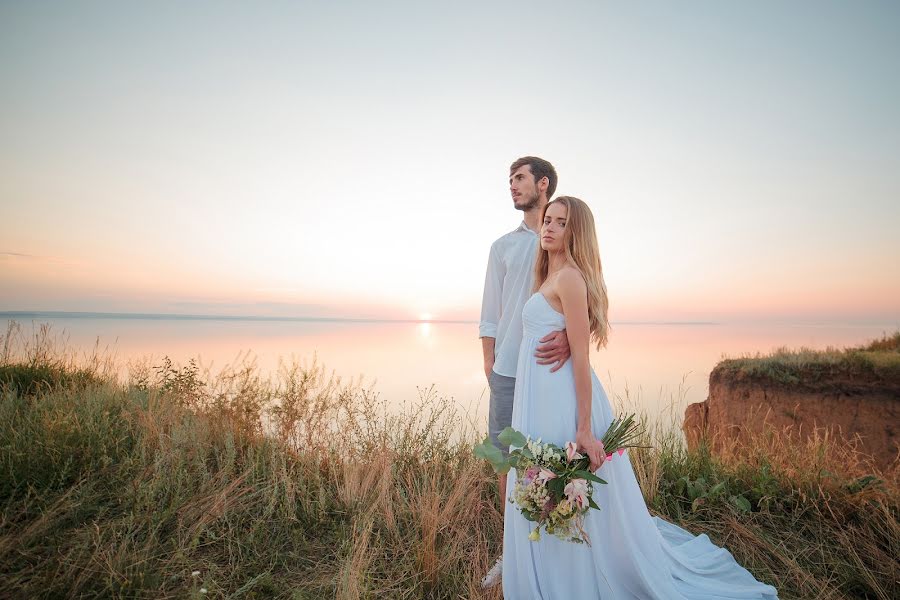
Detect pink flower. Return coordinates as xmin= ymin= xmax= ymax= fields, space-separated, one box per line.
xmin=565 ymin=441 xmax=584 ymax=462
xmin=535 ymin=468 xmax=557 ymax=484
xmin=564 ymin=478 xmax=590 ymax=509
xmin=524 ymin=466 xmax=540 ymax=484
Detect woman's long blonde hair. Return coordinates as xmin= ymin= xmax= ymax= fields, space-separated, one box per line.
xmin=533 ymin=196 xmax=610 ymax=349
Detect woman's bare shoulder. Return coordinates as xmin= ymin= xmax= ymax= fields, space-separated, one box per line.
xmin=557 ymin=265 xmax=586 ymax=288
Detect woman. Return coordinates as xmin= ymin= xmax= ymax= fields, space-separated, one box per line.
xmin=502 ymin=197 xmax=778 ymax=599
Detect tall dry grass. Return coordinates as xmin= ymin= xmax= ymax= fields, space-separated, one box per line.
xmin=0 ymin=322 xmax=504 ymax=598
xmin=0 ymin=321 xmax=897 ymax=598
xmin=619 ymin=387 xmax=899 ymax=600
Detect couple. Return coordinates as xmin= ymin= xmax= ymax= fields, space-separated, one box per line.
xmin=479 ymin=157 xmax=778 ymax=599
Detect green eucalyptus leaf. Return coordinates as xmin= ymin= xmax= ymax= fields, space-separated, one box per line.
xmin=498 ymin=427 xmax=528 ymax=449
xmin=474 ymin=438 xmax=501 ymax=461
xmin=474 ymin=439 xmax=511 ymax=474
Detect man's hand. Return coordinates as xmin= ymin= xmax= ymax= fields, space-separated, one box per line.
xmin=482 ymin=337 xmax=496 ymax=380
xmin=535 ymin=329 xmax=571 ymax=372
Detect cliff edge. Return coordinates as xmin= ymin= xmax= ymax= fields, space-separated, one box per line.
xmin=684 ymin=332 xmax=900 ymax=469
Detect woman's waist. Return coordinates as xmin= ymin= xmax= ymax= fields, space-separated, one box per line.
xmin=522 ymin=323 xmax=565 ymax=339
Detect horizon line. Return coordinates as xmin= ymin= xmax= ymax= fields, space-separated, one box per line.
xmin=0 ymin=309 xmax=724 ymax=327
xmin=0 ymin=310 xmax=475 ymax=325
xmin=2 ymin=310 xmax=897 ymax=328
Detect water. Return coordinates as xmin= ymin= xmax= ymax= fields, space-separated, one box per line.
xmin=2 ymin=315 xmax=895 ymax=427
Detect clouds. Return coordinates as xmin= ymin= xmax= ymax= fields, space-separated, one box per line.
xmin=0 ymin=252 xmax=83 ymax=268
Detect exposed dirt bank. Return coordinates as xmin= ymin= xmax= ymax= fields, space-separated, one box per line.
xmin=684 ymin=366 xmax=900 ymax=470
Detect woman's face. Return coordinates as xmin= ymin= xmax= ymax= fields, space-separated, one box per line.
xmin=541 ymin=202 xmax=568 ymax=252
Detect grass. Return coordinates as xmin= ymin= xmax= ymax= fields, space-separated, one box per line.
xmin=0 ymin=322 xmax=898 ymax=599
xmin=714 ymin=331 xmax=900 ymax=389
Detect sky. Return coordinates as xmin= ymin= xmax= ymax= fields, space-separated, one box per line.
xmin=1 ymin=0 xmax=899 ymax=324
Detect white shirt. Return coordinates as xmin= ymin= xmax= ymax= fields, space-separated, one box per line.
xmin=479 ymin=220 xmax=540 ymax=378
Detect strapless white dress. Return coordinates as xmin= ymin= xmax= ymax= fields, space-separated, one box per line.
xmin=502 ymin=292 xmax=779 ymax=599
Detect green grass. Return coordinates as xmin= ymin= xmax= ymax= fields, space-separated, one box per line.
xmin=0 ymin=323 xmax=898 ymax=599
xmin=0 ymin=363 xmax=103 ymax=396
xmin=714 ymin=331 xmax=900 ymax=388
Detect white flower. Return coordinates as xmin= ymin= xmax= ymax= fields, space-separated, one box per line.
xmin=200 ymin=589 xmax=207 ymax=594
xmin=192 ymin=571 xmax=200 ymax=577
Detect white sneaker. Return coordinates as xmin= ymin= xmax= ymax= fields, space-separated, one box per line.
xmin=480 ymin=556 xmax=503 ymax=589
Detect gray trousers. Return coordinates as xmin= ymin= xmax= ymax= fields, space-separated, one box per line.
xmin=488 ymin=370 xmax=516 ymax=458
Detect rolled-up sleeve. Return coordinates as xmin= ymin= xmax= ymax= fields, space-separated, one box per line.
xmin=479 ymin=241 xmax=503 ymax=338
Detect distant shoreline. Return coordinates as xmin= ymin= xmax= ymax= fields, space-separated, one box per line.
xmin=5 ymin=311 xmax=895 ymax=328
xmin=0 ymin=310 xmax=477 ymax=325
xmin=0 ymin=311 xmax=725 ymax=326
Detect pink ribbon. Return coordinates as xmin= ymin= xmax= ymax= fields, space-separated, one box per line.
xmin=604 ymin=448 xmax=626 ymax=461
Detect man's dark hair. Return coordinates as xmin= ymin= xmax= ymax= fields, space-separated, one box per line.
xmin=509 ymin=156 xmax=558 ymax=199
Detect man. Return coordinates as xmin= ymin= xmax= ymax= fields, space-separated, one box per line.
xmin=479 ymin=156 xmax=571 ymax=588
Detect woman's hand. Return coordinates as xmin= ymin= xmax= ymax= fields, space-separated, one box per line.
xmin=575 ymin=429 xmax=606 ymax=472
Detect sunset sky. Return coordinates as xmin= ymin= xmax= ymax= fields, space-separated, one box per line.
xmin=2 ymin=1 xmax=898 ymax=324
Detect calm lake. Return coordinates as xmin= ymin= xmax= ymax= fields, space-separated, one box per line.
xmin=2 ymin=315 xmax=896 ymax=428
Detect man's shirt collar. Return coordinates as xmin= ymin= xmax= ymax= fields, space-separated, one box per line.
xmin=516 ymin=220 xmax=538 ymax=235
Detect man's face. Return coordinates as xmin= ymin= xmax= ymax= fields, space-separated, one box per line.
xmin=509 ymin=165 xmax=542 ymax=211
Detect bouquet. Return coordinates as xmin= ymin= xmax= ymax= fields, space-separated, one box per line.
xmin=474 ymin=415 xmax=645 ymax=545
